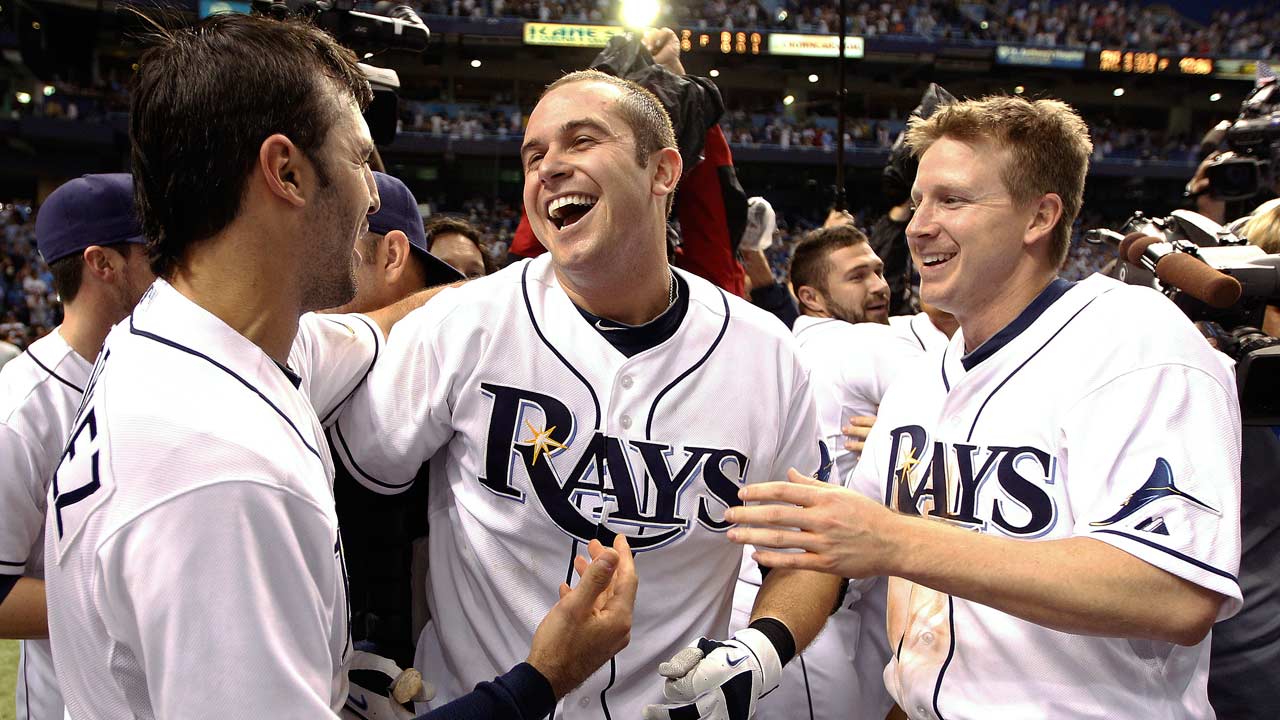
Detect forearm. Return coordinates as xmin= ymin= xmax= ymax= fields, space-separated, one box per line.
xmin=366 ymin=282 xmax=461 ymax=337
xmin=0 ymin=576 xmax=47 ymax=639
xmin=752 ymin=568 xmax=840 ymax=652
xmin=414 ymin=663 xmax=555 ymax=720
xmin=888 ymin=515 xmax=1223 ymax=646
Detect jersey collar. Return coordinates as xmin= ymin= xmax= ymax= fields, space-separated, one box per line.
xmin=960 ymin=277 xmax=1074 ymax=371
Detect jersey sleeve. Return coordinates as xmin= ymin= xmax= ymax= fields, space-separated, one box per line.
xmin=330 ymin=302 xmax=458 ymax=495
xmin=1062 ymin=364 xmax=1243 ymax=619
xmin=291 ymin=312 xmax=383 ymax=426
xmin=765 ymin=354 xmax=823 ymax=484
xmin=96 ymin=480 xmax=345 ymax=719
xmin=0 ymin=423 xmax=44 ymax=577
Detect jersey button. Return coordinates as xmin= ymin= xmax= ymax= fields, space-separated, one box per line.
xmin=620 ymin=374 xmax=634 ymax=389
xmin=578 ymin=696 xmax=591 ymax=708
xmin=920 ymin=631 xmax=935 ymax=645
xmin=915 ymin=705 xmax=929 ymax=719
xmin=620 ymin=414 xmax=633 ymax=429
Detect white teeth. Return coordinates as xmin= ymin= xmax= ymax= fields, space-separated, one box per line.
xmin=923 ymin=253 xmax=957 ymax=266
xmin=548 ymin=194 xmax=599 ymax=220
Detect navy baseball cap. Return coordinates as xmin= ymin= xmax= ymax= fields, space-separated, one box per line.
xmin=370 ymin=172 xmax=464 ymax=286
xmin=36 ymin=173 xmax=145 ymax=265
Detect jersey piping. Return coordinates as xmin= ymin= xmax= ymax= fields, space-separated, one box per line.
xmin=128 ymin=320 xmax=321 ymax=461
xmin=26 ymin=350 xmax=85 ymax=394
xmin=319 ymin=314 xmax=381 ymax=427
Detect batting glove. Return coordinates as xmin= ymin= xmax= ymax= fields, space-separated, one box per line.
xmin=642 ymin=627 xmax=782 ymax=720
xmin=343 ymin=650 xmax=436 ymax=720
xmin=740 ymin=197 xmax=777 ymax=252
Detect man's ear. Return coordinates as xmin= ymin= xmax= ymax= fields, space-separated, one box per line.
xmin=81 ymin=245 xmax=125 ymax=284
xmin=382 ymin=230 xmax=412 ymax=280
xmin=1024 ymin=192 xmax=1064 ymax=250
xmin=258 ymin=133 xmax=308 ymax=209
xmin=651 ymin=146 xmax=682 ymax=201
xmin=795 ymin=284 xmax=826 ymax=315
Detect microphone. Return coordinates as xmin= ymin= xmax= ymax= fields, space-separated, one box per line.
xmin=1116 ymin=231 xmax=1149 ymax=262
xmin=1125 ymin=236 xmax=1243 ymax=309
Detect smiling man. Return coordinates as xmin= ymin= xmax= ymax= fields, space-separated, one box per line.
xmin=724 ymin=95 xmax=1242 ymax=719
xmin=332 ymin=69 xmax=840 ymax=720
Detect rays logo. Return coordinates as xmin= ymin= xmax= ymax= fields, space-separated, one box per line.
xmin=1089 ymin=457 xmax=1219 ymax=528
xmin=477 ymin=383 xmax=751 ymax=551
xmin=884 ymin=424 xmax=1059 ymax=537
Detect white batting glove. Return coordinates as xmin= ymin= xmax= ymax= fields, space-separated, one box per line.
xmin=740 ymin=197 xmax=777 ymax=252
xmin=642 ymin=628 xmax=782 ymax=720
xmin=343 ymin=650 xmax=436 ymax=720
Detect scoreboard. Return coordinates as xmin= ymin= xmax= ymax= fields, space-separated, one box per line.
xmin=1093 ymin=49 xmax=1214 ymax=76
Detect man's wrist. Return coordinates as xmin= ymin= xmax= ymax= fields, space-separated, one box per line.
xmin=746 ymin=617 xmax=796 ymax=666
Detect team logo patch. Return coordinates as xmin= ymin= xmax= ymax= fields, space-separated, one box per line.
xmin=1089 ymin=457 xmax=1218 ymax=527
xmin=884 ymin=424 xmax=1059 ymax=537
xmin=478 ymin=382 xmax=751 ymax=551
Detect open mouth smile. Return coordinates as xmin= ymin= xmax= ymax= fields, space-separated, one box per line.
xmin=547 ymin=193 xmax=599 ymax=230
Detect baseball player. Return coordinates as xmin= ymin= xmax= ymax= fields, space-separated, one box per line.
xmin=0 ymin=173 xmax=153 ymax=720
xmin=45 ymin=15 xmax=634 ymax=719
xmin=332 ymin=69 xmax=841 ymax=720
xmin=330 ymin=171 xmax=464 ymax=316
xmin=734 ymin=223 xmax=926 ymax=720
xmin=725 ymin=95 xmax=1242 ymax=719
xmin=423 ymin=216 xmax=491 ymax=280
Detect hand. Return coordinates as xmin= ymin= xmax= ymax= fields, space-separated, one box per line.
xmin=841 ymin=414 xmax=876 ymax=453
xmin=823 ymin=208 xmax=855 ymax=229
xmin=740 ymin=197 xmax=777 ymax=252
xmin=642 ymin=628 xmax=782 ymax=720
xmin=343 ymin=650 xmax=435 ymax=720
xmin=1187 ymin=151 xmax=1228 ymax=224
xmin=526 ymin=535 xmax=637 ymax=698
xmin=724 ymin=468 xmax=902 ymax=578
xmin=643 ymin=27 xmax=686 ymax=76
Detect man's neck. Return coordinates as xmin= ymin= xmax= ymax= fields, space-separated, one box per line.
xmin=169 ymin=236 xmax=301 ymax=365
xmin=956 ymin=269 xmax=1058 ymax=353
xmin=57 ymin=302 xmax=115 ymax=364
xmin=556 ymin=257 xmax=673 ymax=326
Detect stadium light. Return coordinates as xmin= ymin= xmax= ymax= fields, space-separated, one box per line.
xmin=777 ymin=10 xmax=788 ymax=22
xmin=808 ymin=74 xmax=819 ymax=83
xmin=620 ymin=0 xmax=660 ymax=28
xmin=709 ymin=69 xmax=720 ymax=78
xmin=43 ymin=85 xmax=55 ymax=97
xmin=783 ymin=94 xmax=795 ymax=106
xmin=471 ymin=59 xmax=482 ymax=68
xmin=15 ymin=92 xmax=31 ymax=105
xmin=1210 ymin=92 xmax=1222 ymax=102
xmin=1112 ymin=87 xmax=1125 ymax=97
xmin=980 ymin=20 xmax=989 ymax=30
xmin=1014 ymin=85 xmax=1025 ymax=94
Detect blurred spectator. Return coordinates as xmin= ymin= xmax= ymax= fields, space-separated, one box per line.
xmin=1 ymin=203 xmax=61 ymax=349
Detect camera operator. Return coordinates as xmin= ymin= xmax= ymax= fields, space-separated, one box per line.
xmin=1205 ymin=195 xmax=1280 ymax=720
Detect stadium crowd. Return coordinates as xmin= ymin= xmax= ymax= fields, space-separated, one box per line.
xmin=414 ymin=0 xmax=1280 ymax=61
xmin=0 ymin=203 xmax=60 ymax=350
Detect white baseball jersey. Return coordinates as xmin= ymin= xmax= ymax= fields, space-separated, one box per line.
xmin=890 ymin=312 xmax=950 ymax=354
xmin=332 ymin=254 xmax=822 ymax=719
xmin=850 ymin=275 xmax=1243 ymax=720
xmin=44 ymin=279 xmax=381 ymax=719
xmin=734 ymin=315 xmax=924 ymax=720
xmin=0 ymin=328 xmax=88 ymax=720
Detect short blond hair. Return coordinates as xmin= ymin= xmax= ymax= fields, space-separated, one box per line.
xmin=904 ymin=95 xmax=1092 ymax=267
xmin=1242 ymin=198 xmax=1280 ymax=253
xmin=542 ymin=70 xmax=678 ymax=215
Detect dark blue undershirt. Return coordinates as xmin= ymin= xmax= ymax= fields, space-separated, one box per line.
xmin=0 ymin=574 xmax=18 ymax=605
xmin=961 ymin=277 xmax=1074 ymax=371
xmin=574 ymin=273 xmax=690 ymax=358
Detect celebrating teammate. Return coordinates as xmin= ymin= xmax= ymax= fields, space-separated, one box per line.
xmin=726 ymin=95 xmax=1242 ymax=718
xmin=43 ymin=15 xmax=635 ymax=719
xmin=332 ymin=69 xmax=840 ymax=720
xmin=0 ymin=174 xmax=153 ymax=720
